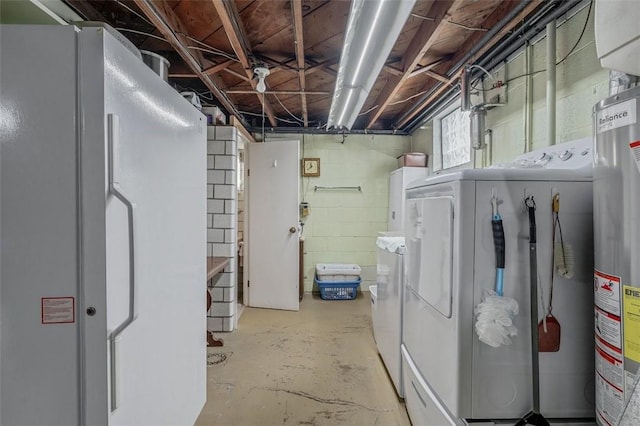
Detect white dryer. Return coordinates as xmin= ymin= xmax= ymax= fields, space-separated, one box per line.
xmin=402 ymin=139 xmax=596 ymax=423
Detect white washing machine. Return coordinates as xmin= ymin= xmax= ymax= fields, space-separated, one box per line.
xmin=375 ymin=232 xmax=406 ymax=398
xmin=402 ymin=139 xmax=596 ymax=423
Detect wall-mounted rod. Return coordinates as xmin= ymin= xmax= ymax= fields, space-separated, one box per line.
xmin=314 ymin=185 xmax=362 ymax=192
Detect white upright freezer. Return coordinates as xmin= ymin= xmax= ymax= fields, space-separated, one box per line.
xmin=1 ymin=24 xmax=207 ymax=425
xmin=388 ymin=167 xmax=429 ymax=231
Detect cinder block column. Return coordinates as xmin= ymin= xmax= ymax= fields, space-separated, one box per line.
xmin=206 ymin=126 xmax=238 ymax=332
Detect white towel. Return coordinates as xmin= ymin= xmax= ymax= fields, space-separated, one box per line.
xmin=376 ymin=236 xmax=406 ymax=253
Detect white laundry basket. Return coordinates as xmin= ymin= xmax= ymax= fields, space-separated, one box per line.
xmin=315 ymin=263 xmax=362 ymax=300
xmin=315 ymin=263 xmax=362 ymax=282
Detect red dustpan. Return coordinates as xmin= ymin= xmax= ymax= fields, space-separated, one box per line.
xmin=538 ymin=194 xmax=563 ymax=353
xmin=538 ymin=313 xmax=560 ymax=352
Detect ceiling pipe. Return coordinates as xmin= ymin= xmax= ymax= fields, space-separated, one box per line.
xmin=402 ymin=0 xmax=584 ymax=133
xmin=450 ymin=0 xmax=546 ymax=77
xmin=397 ymin=0 xmax=542 ymax=131
xmin=479 ymin=0 xmax=583 ymax=74
xmin=547 ymin=20 xmax=556 ymax=146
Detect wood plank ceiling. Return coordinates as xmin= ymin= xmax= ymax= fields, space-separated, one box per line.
xmin=64 ymin=0 xmax=546 ymax=134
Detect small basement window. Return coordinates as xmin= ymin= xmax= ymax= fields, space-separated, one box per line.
xmin=432 ymin=105 xmax=471 ymax=171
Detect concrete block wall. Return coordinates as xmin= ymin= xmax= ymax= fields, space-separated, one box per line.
xmin=283 ymin=133 xmax=411 ymax=292
xmin=206 ymin=126 xmax=238 ymax=332
xmin=412 ymin=5 xmax=609 ymax=168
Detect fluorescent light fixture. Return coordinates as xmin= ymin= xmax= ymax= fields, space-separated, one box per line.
xmin=327 ymin=0 xmax=416 ymax=130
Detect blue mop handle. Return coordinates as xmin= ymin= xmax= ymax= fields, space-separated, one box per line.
xmin=492 ymin=214 xmax=505 ymax=296
xmin=495 ymin=268 xmax=505 ymax=297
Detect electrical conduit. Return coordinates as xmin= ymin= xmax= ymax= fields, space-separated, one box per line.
xmin=547 ymin=20 xmax=557 ymax=146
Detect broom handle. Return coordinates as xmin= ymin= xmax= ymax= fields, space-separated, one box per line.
xmin=492 ymin=216 xmax=505 ymax=296
xmin=526 ymin=197 xmax=541 ymax=414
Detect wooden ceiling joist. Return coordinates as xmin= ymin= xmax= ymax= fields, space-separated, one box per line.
xmin=305 ymin=59 xmax=338 ymax=77
xmin=73 ymin=0 xmax=546 ymax=132
xmin=291 ymin=0 xmax=308 ymax=126
xmin=203 ymin=59 xmax=235 ymax=76
xmin=226 ymin=90 xmax=330 ymax=95
xmin=222 ymin=67 xmax=251 ymax=82
xmin=395 ymin=0 xmax=543 ymax=129
xmin=409 ymin=57 xmax=451 ymax=79
xmin=132 ymin=0 xmax=243 ymax=122
xmin=424 ymin=70 xmax=452 ymax=85
xmin=366 ymin=0 xmax=459 ymax=129
xmin=211 ymin=0 xmax=277 ymax=127
xmin=383 ymin=65 xmax=404 ymax=77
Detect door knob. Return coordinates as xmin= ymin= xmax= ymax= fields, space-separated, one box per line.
xmin=289 ymin=226 xmax=297 ymax=234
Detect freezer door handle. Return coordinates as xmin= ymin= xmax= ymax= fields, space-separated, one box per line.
xmin=108 ymin=114 xmax=121 ymax=185
xmin=107 ymin=113 xmax=137 ymax=411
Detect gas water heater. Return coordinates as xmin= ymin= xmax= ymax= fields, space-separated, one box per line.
xmin=593 ymin=85 xmax=640 ymax=426
xmin=593 ymin=2 xmax=640 ymax=424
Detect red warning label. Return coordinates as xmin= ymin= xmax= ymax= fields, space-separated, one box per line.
xmin=41 ymin=297 xmax=75 ymax=324
xmin=595 ymin=270 xmax=621 ymax=316
xmin=631 ymin=141 xmax=640 ymax=175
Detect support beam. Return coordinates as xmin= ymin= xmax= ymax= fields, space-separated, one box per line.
xmin=133 ymin=0 xmax=244 ymax=124
xmin=226 ymin=90 xmax=330 ymax=95
xmin=424 ymin=70 xmax=452 ymax=85
xmin=291 ymin=0 xmax=308 ymax=126
xmin=203 ymin=59 xmax=235 ymax=76
xmin=366 ymin=0 xmax=459 ymax=128
xmin=306 ymin=59 xmax=338 ymax=77
xmin=396 ymin=0 xmax=543 ymax=129
xmin=211 ymin=0 xmax=277 ymax=127
xmin=383 ymin=64 xmax=404 ymax=77
xmin=409 ymin=57 xmax=451 ymax=78
xmin=223 ymin=67 xmax=251 ymax=82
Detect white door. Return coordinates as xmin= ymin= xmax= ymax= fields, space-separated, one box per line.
xmin=247 ymin=140 xmax=300 ymax=311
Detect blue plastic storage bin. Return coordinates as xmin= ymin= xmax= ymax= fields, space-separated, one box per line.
xmin=315 ymin=274 xmax=361 ymax=300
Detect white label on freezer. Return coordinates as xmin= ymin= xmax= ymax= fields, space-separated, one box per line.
xmin=595 ymin=270 xmax=622 ymax=316
xmin=597 ymin=98 xmax=636 ymax=134
xmin=630 ymin=141 xmax=640 ymax=175
xmin=596 ymin=372 xmax=624 ymax=426
xmin=596 ymin=306 xmax=623 ymax=349
xmin=41 ymin=297 xmax=75 ymax=324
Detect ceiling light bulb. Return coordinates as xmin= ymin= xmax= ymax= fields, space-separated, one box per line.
xmin=253 ymin=66 xmax=270 ymax=94
xmin=256 ymin=78 xmax=266 ymax=93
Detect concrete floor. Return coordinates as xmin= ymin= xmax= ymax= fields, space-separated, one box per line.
xmin=196 ymin=292 xmax=410 ymax=426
